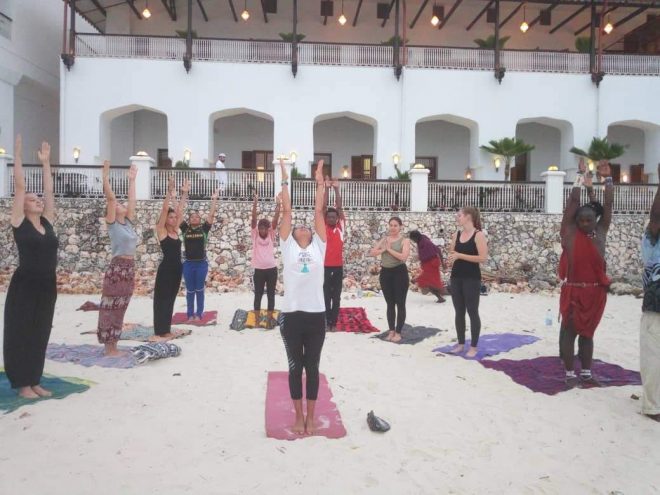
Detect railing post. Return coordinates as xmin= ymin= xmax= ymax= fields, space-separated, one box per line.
xmin=541 ymin=170 xmax=567 ymax=214
xmin=273 ymin=158 xmax=293 ymax=199
xmin=130 ymin=154 xmax=155 ymax=200
xmin=409 ymin=165 xmax=430 ymax=212
xmin=0 ymin=151 xmax=13 ymax=198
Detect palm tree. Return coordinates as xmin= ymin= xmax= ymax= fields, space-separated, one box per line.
xmin=480 ymin=138 xmax=535 ymax=181
xmin=570 ymin=137 xmax=626 ymax=162
xmin=474 ymin=35 xmax=510 ymax=49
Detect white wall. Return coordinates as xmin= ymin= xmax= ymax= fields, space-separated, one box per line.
xmin=0 ymin=78 xmax=13 ymax=153
xmin=212 ymin=114 xmax=274 ymax=168
xmin=60 ymin=57 xmax=660 ymax=181
xmin=314 ymin=117 xmax=374 ymax=177
xmin=14 ymin=78 xmax=59 ymax=163
xmin=516 ymin=122 xmax=561 ymax=180
xmin=607 ymin=125 xmax=645 ymax=176
xmin=415 ymin=120 xmax=471 ymax=180
xmin=108 ymin=110 xmax=167 ymax=165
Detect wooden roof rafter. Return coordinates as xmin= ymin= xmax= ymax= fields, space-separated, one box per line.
xmin=438 ymin=0 xmax=464 ymax=29
xmin=574 ymin=5 xmax=618 ymax=35
xmin=409 ymin=0 xmax=430 ymax=29
xmin=499 ymin=3 xmax=524 ymax=27
xmin=259 ymin=0 xmax=269 ymax=23
xmin=353 ymin=0 xmax=364 ymax=26
xmin=466 ymin=0 xmax=494 ymax=31
xmin=197 ymin=0 xmax=208 ymax=21
xmin=549 ymin=4 xmax=589 ymax=33
xmin=124 ymin=0 xmax=143 ymax=20
xmin=381 ymin=0 xmax=396 ymax=27
xmin=528 ymin=1 xmax=559 ymax=28
xmin=160 ymin=0 xmax=176 ymax=20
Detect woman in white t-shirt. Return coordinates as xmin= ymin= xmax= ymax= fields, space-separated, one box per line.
xmin=278 ymin=158 xmax=327 ymax=435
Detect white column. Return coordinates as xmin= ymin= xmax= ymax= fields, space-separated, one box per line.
xmin=273 ymin=158 xmax=293 ymax=199
xmin=541 ymin=170 xmax=567 ymax=214
xmin=409 ymin=166 xmax=430 ymax=212
xmin=0 ymin=152 xmax=14 ymax=198
xmin=130 ymin=154 xmax=155 ymax=200
xmin=644 ymin=127 xmax=660 ymax=183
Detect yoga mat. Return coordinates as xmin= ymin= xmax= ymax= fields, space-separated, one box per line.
xmin=119 ymin=324 xmax=191 ymax=342
xmin=372 ymin=324 xmax=443 ymax=345
xmin=171 ymin=311 xmax=218 ymax=326
xmin=265 ymin=371 xmax=347 ymax=440
xmin=481 ymin=356 xmax=642 ymax=396
xmin=0 ymin=368 xmax=93 ymax=414
xmin=335 ymin=307 xmax=380 ymax=333
xmin=46 ymin=344 xmax=137 ymax=368
xmin=433 ymin=333 xmax=541 ymax=361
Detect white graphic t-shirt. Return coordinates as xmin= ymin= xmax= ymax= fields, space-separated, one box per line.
xmin=281 ymin=233 xmax=326 ymax=313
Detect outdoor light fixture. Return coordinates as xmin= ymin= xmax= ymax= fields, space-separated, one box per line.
xmin=494 ymin=157 xmax=501 ymax=172
xmin=520 ymin=3 xmax=529 ymax=33
xmin=548 ymin=165 xmax=559 ymax=171
xmin=142 ymin=0 xmax=152 ymax=19
xmin=413 ymin=163 xmax=426 ymax=169
xmin=588 ymin=159 xmax=594 ymax=172
xmin=392 ymin=153 xmax=400 ymax=165
xmin=136 ymin=151 xmax=148 ymax=156
xmin=73 ymin=147 xmax=80 ymax=163
xmin=342 ymin=165 xmax=349 ymax=178
xmin=183 ymin=148 xmax=191 ymax=163
xmin=604 ymin=17 xmax=613 ymax=34
xmin=0 ymin=148 xmax=6 ymax=155
xmin=241 ymin=0 xmax=250 ymax=21
xmin=338 ymin=0 xmax=347 ymax=25
xmin=290 ymin=151 xmax=297 ymax=163
xmin=465 ymin=168 xmax=472 ymax=180
xmin=431 ymin=3 xmax=444 ymax=26
xmin=622 ymin=173 xmax=629 ymax=183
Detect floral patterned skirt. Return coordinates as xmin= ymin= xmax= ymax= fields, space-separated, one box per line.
xmin=97 ymin=257 xmax=135 ymax=344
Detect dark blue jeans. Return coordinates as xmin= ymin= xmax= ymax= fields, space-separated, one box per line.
xmin=183 ymin=260 xmax=208 ymax=318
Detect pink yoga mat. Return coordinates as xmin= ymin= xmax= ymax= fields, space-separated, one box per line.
xmin=171 ymin=311 xmax=217 ymax=326
xmin=265 ymin=371 xmax=347 ymax=440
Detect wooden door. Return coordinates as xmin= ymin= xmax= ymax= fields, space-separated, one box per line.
xmin=415 ymin=157 xmax=437 ymax=179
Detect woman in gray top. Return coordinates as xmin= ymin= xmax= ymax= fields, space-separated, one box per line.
xmin=96 ymin=160 xmax=138 ymax=356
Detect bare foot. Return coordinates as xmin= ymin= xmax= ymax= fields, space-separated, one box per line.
xmin=104 ymin=345 xmax=127 ymax=357
xmin=31 ymin=385 xmax=52 ymax=397
xmin=645 ymin=413 xmax=660 ymax=422
xmin=305 ymin=417 xmax=318 ymax=435
xmin=465 ymin=347 xmax=478 ymax=358
xmin=390 ymin=333 xmax=402 ymax=343
xmin=385 ymin=330 xmax=395 ymax=341
xmin=292 ymin=415 xmax=305 ymax=435
xmin=148 ymin=334 xmax=171 ymax=342
xmin=18 ymin=387 xmax=39 ymax=399
xmin=449 ymin=344 xmax=465 ymax=354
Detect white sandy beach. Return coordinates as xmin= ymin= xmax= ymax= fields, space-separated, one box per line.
xmin=1 ymin=290 xmax=659 ymax=495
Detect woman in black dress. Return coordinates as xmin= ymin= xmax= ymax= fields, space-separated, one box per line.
xmin=151 ymin=177 xmax=187 ymax=341
xmin=4 ymin=136 xmax=59 ymax=399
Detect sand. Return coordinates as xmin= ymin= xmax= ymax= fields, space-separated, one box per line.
xmin=1 ymin=290 xmax=659 ymax=494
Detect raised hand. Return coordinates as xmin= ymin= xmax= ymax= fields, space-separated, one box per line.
xmin=331 ymin=178 xmax=340 ymax=189
xmin=128 ymin=164 xmax=138 ymax=181
xmin=37 ymin=142 xmax=51 ymax=165
xmin=181 ymin=178 xmax=191 ymax=194
xmin=15 ymin=135 xmax=22 ymax=161
xmin=276 ymin=192 xmax=282 ymax=205
xmin=167 ymin=175 xmax=175 ymax=194
xmin=597 ymin=160 xmax=611 ymax=179
xmin=212 ymin=187 xmax=220 ymax=200
xmin=578 ymin=157 xmax=586 ymax=174
xmin=103 ymin=160 xmax=111 ymax=180
xmin=280 ymin=158 xmax=288 ymax=182
xmin=315 ymin=160 xmax=325 ymax=186
xmin=584 ymin=171 xmax=593 ymax=188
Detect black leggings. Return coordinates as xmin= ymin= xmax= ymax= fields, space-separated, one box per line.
xmin=280 ymin=311 xmax=326 ymax=400
xmin=451 ymin=277 xmax=481 ymax=346
xmin=379 ymin=264 xmax=409 ymax=333
xmin=323 ymin=266 xmax=343 ymax=326
xmin=254 ymin=267 xmax=277 ymax=311
xmin=153 ymin=261 xmax=183 ymax=336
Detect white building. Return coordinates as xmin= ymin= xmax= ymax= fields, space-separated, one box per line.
xmin=1 ymin=0 xmax=659 ymax=184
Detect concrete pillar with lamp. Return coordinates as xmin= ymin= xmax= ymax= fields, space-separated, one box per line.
xmin=130 ymin=151 xmax=155 ymax=200
xmin=410 ymin=164 xmax=430 ymax=212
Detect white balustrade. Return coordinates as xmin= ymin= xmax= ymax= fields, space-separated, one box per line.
xmin=563 ymin=183 xmax=658 ymax=214
xmin=7 ymin=165 xmax=128 ymax=198
xmin=151 ymin=168 xmax=274 ymax=200
xmin=428 ymin=181 xmax=546 ymax=212
xmin=291 ymin=179 xmax=410 ymax=210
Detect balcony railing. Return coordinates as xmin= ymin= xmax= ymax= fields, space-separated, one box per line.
xmin=151 ymin=168 xmax=274 ymax=200
xmin=429 ymin=181 xmax=546 ymax=212
xmin=563 ymin=183 xmax=658 ymax=214
xmin=291 ymin=179 xmax=411 ymax=211
xmin=74 ymin=34 xmax=660 ymax=76
xmin=8 ymin=165 xmax=130 ymax=198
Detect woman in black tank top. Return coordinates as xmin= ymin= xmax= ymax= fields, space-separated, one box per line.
xmin=447 ymin=207 xmax=489 ymax=358
xmin=4 ymin=138 xmax=59 ymax=399
xmin=152 ymin=177 xmax=184 ymax=340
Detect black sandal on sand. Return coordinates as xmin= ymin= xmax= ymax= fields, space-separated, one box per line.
xmin=367 ymin=411 xmax=391 ymax=433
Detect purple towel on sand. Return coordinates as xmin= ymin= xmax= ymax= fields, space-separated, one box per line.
xmin=46 ymin=344 xmax=137 ymax=368
xmin=481 ymin=356 xmax=641 ymax=396
xmin=433 ymin=333 xmax=540 ymax=360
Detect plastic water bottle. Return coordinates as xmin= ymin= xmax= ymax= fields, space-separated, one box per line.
xmin=545 ymin=309 xmax=553 ymax=327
